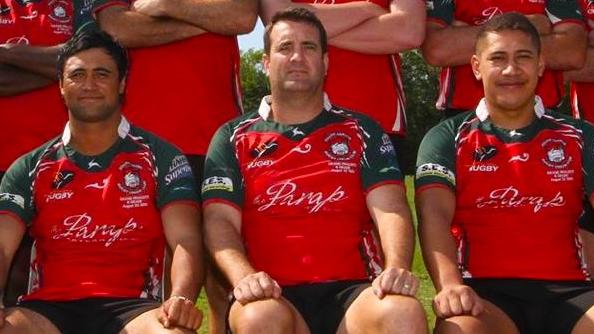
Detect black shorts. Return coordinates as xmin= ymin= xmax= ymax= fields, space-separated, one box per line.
xmin=282 ymin=280 xmax=369 ymax=334
xmin=465 ymin=278 xmax=594 ymax=334
xmin=17 ymin=297 xmax=161 ymax=334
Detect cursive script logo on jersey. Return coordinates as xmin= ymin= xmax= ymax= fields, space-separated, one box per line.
xmin=117 ymin=162 xmax=146 ymax=194
xmin=474 ymin=7 xmax=503 ymax=25
xmin=255 ymin=181 xmax=347 ymax=213
xmin=509 ymin=153 xmax=530 ymax=163
xmin=251 ymin=140 xmax=278 ymax=158
xmin=51 ymin=213 xmax=141 ymax=247
xmin=475 ymin=186 xmax=565 ymax=213
xmin=541 ymin=139 xmax=572 ymax=169
xmin=52 ymin=170 xmax=75 ymax=189
xmin=473 ymin=145 xmax=497 ymax=162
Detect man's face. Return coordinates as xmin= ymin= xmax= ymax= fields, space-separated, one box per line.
xmin=263 ymin=20 xmax=328 ymax=94
xmin=471 ymin=30 xmax=544 ymax=113
xmin=60 ymin=47 xmax=124 ymax=123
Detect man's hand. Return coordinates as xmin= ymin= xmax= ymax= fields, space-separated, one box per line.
xmin=158 ymin=295 xmax=202 ymax=331
xmin=233 ymin=271 xmax=282 ymax=305
xmin=526 ymin=14 xmax=552 ymax=35
xmin=433 ymin=284 xmax=484 ymax=318
xmin=372 ymin=267 xmax=419 ymax=299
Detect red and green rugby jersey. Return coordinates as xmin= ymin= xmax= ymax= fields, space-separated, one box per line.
xmin=0 ymin=0 xmax=78 ymax=171
xmin=293 ymin=0 xmax=407 ymax=135
xmin=427 ymin=0 xmax=584 ymax=111
xmin=571 ymin=0 xmax=594 ymax=121
xmin=415 ymin=97 xmax=594 ymax=280
xmin=91 ymin=0 xmax=243 ymax=155
xmin=202 ymin=95 xmax=403 ymax=285
xmin=0 ymin=117 xmax=199 ymax=301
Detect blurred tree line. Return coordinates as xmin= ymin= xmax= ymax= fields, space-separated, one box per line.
xmin=239 ymin=49 xmax=571 ymax=174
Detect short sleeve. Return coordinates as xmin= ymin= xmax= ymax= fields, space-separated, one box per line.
xmin=0 ymin=156 xmax=36 ymax=225
xmin=546 ymin=0 xmax=584 ymax=24
xmin=153 ymin=140 xmax=200 ymax=208
xmin=427 ymin=0 xmax=454 ymax=26
xmin=415 ymin=121 xmax=457 ymax=191
xmin=358 ymin=117 xmax=403 ymax=191
xmin=201 ymin=124 xmax=244 ymax=207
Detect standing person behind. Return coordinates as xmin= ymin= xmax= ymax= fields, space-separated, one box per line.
xmin=90 ymin=0 xmax=257 ymax=181
xmin=0 ymin=0 xmax=80 ymax=180
xmin=417 ymin=13 xmax=594 ymax=334
xmin=422 ymin=0 xmax=587 ymax=118
xmin=0 ymin=31 xmax=203 ymax=334
xmin=566 ymin=0 xmax=594 ymax=121
xmin=203 ymin=8 xmax=427 ymax=334
xmin=260 ymin=0 xmax=425 ymax=168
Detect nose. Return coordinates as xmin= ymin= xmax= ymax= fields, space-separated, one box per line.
xmin=81 ymin=75 xmax=98 ymax=90
xmin=289 ymin=48 xmax=305 ymax=62
xmin=502 ymin=60 xmax=520 ymax=75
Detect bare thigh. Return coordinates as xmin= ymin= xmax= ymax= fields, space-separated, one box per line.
xmin=1 ymin=307 xmax=60 ymax=334
xmin=435 ymin=300 xmax=519 ymax=334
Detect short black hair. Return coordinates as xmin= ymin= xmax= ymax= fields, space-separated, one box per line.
xmin=475 ymin=12 xmax=541 ymax=54
xmin=264 ymin=7 xmax=327 ymax=55
xmin=57 ymin=31 xmax=128 ymax=81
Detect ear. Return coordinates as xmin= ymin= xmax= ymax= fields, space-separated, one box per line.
xmin=59 ymin=79 xmax=65 ymax=96
xmin=537 ymin=53 xmax=545 ymax=77
xmin=471 ymin=54 xmax=482 ymax=81
xmin=323 ymin=52 xmax=329 ymax=76
xmin=119 ymin=76 xmax=127 ymax=94
xmin=263 ymin=53 xmax=270 ymax=76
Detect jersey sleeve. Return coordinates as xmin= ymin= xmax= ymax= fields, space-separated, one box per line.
xmin=415 ymin=121 xmax=457 ymax=191
xmin=152 ymin=140 xmax=200 ymax=208
xmin=201 ymin=124 xmax=244 ymax=208
xmin=427 ymin=0 xmax=454 ymax=26
xmin=546 ymin=0 xmax=585 ymax=24
xmin=0 ymin=156 xmax=36 ymax=226
xmin=358 ymin=117 xmax=403 ymax=191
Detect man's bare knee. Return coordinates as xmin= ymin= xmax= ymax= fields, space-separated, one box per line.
xmin=229 ymin=299 xmax=294 ymax=334
xmin=1 ymin=307 xmax=60 ymax=334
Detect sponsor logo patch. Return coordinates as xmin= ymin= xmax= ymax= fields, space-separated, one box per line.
xmin=379 ymin=134 xmax=396 ymax=157
xmin=416 ymin=163 xmax=455 ymax=186
xmin=0 ymin=193 xmax=25 ymax=209
xmin=475 ymin=186 xmax=565 ymax=213
xmin=253 ymin=180 xmax=347 ymax=213
xmin=52 ymin=170 xmax=75 ymax=189
xmin=202 ymin=176 xmax=234 ymax=193
xmin=165 ymin=155 xmax=193 ymax=185
xmin=51 ymin=213 xmax=141 ymax=247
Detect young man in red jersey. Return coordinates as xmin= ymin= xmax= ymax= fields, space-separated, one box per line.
xmin=417 ymin=13 xmax=594 ymax=334
xmin=422 ymin=0 xmax=586 ymax=118
xmin=0 ymin=32 xmax=203 ymax=334
xmin=203 ymin=7 xmax=427 ymax=334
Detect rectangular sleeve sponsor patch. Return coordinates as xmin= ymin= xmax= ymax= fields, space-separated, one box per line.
xmin=202 ymin=176 xmax=234 ymax=193
xmin=0 ymin=193 xmax=25 ymax=209
xmin=416 ymin=163 xmax=456 ymax=186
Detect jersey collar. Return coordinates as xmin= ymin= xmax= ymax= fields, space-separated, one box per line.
xmin=61 ymin=116 xmax=131 ymax=145
xmin=475 ymin=95 xmax=545 ymax=122
xmin=257 ymin=93 xmax=333 ymax=120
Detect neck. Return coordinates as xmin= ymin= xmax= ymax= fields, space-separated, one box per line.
xmin=269 ymin=89 xmax=324 ymax=124
xmin=67 ymin=113 xmax=122 ymax=156
xmin=487 ymin=100 xmax=536 ymax=130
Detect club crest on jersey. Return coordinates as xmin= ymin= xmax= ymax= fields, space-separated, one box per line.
xmin=473 ymin=145 xmax=497 ymax=162
xmin=251 ymin=140 xmax=278 ymax=158
xmin=117 ymin=162 xmax=146 ymax=194
xmin=324 ymin=132 xmax=356 ymax=161
xmin=541 ymin=139 xmax=572 ymax=169
xmin=52 ymin=170 xmax=75 ymax=189
xmin=48 ymin=0 xmax=70 ymax=22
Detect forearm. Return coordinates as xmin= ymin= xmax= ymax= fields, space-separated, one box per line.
xmin=97 ymin=6 xmax=205 ymax=48
xmin=137 ymin=0 xmax=257 ymax=35
xmin=565 ymin=47 xmax=594 ymax=82
xmin=260 ymin=0 xmax=386 ymax=38
xmin=169 ymin=238 xmax=203 ymax=300
xmin=417 ymin=189 xmax=463 ymax=291
xmin=541 ymin=23 xmax=587 ymax=71
xmin=329 ymin=0 xmax=425 ymax=54
xmin=0 ymin=44 xmax=61 ymax=79
xmin=0 ymin=64 xmax=54 ymax=96
xmin=421 ymin=24 xmax=480 ymax=66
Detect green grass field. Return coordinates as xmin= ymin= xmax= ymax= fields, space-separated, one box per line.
xmin=195 ymin=176 xmax=436 ymax=333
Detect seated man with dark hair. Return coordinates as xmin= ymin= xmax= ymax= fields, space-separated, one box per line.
xmin=0 ymin=31 xmax=203 ymax=334
xmin=203 ymin=7 xmax=427 ymax=334
xmin=417 ymin=12 xmax=594 ymax=334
